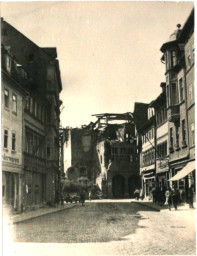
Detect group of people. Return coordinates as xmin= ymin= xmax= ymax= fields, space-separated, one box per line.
xmin=134 ymin=184 xmax=195 ymax=211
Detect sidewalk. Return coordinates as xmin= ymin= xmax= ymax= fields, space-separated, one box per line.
xmin=131 ymin=199 xmax=196 ymax=226
xmin=3 ymin=203 xmax=78 ymax=224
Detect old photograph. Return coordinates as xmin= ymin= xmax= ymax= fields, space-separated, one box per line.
xmin=1 ymin=1 xmax=195 ymax=255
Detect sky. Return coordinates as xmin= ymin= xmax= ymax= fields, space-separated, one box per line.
xmin=1 ymin=1 xmax=194 ymax=128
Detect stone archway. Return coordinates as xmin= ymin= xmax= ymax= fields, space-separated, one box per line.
xmin=112 ymin=175 xmax=125 ymax=198
xmin=128 ymin=175 xmax=141 ymax=198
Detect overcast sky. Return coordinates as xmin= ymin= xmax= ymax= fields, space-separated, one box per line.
xmin=1 ymin=1 xmax=194 ymax=127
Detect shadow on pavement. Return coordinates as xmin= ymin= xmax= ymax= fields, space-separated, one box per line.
xmin=13 ymin=202 xmax=158 ymax=243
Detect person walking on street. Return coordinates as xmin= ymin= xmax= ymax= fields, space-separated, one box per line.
xmin=80 ymin=189 xmax=85 ymax=206
xmin=167 ymin=187 xmax=172 ymax=211
xmin=171 ymin=185 xmax=179 ymax=210
xmin=89 ymin=191 xmax=92 ymax=201
xmin=188 ymin=185 xmax=194 ymax=208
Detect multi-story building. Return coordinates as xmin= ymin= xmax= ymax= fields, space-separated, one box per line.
xmin=2 ymin=45 xmax=27 ymax=212
xmin=1 ymin=19 xmax=62 ymax=209
xmin=160 ymin=8 xmax=195 ymax=201
xmin=138 ymin=106 xmax=156 ymax=199
xmin=94 ymin=113 xmax=140 ymax=198
xmin=65 ymin=124 xmax=96 ymax=182
xmin=150 ymin=83 xmax=169 ymax=190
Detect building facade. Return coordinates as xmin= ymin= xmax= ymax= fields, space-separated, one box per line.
xmin=138 ymin=107 xmax=156 ymax=199
xmin=150 ymin=83 xmax=169 ymax=190
xmin=1 ymin=19 xmax=62 ymax=209
xmin=160 ymin=8 xmax=195 ymax=201
xmin=2 ymin=46 xmax=27 ymax=212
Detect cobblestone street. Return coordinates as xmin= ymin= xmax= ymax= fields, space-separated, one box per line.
xmin=9 ymin=201 xmax=196 ymax=255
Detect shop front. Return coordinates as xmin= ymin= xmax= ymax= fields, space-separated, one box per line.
xmin=169 ymin=160 xmax=195 ymax=203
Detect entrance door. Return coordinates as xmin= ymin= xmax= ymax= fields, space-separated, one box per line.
xmin=112 ymin=175 xmax=125 ymax=198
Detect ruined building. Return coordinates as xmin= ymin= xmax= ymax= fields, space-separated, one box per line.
xmin=93 ymin=113 xmax=140 ymax=198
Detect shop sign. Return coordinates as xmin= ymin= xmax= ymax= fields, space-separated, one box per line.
xmin=156 ymin=159 xmax=168 ymax=174
xmin=2 ymin=154 xmax=19 ymax=164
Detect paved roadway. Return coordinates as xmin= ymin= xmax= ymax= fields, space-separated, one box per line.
xmin=9 ymin=201 xmax=196 ymax=255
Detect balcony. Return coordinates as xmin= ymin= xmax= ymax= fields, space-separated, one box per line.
xmin=168 ymin=105 xmax=180 ymax=122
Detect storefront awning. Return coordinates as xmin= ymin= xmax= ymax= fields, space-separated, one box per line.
xmin=169 ymin=161 xmax=195 ymax=181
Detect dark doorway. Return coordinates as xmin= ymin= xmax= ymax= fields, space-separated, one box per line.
xmin=128 ymin=175 xmax=141 ymax=198
xmin=112 ymin=175 xmax=125 ymax=198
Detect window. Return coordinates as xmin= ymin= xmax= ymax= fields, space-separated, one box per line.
xmin=188 ymin=84 xmax=194 ymax=105
xmin=12 ymin=94 xmax=17 ymax=113
xmin=187 ymin=48 xmax=192 ymax=67
xmin=6 ymin=55 xmax=11 ymax=72
xmin=4 ymin=89 xmax=9 ymax=108
xmin=165 ymin=52 xmax=169 ymax=70
xmin=175 ymin=126 xmax=179 ymax=149
xmin=166 ymin=85 xmax=170 ymax=107
xmin=171 ymin=51 xmax=176 ymax=67
xmin=25 ymin=97 xmax=30 ymax=111
xmin=4 ymin=129 xmax=8 ymax=148
xmin=34 ymin=100 xmax=37 ymax=117
xmin=182 ymin=119 xmax=186 ymax=145
xmin=30 ymin=97 xmax=33 ymax=114
xmin=171 ymin=83 xmax=178 ymax=105
xmin=170 ymin=128 xmax=173 ymax=149
xmin=179 ymin=78 xmax=184 ymax=102
xmin=12 ymin=133 xmax=16 ymax=151
xmin=191 ymin=123 xmax=195 ymax=146
xmin=100 ymin=155 xmax=102 ymax=164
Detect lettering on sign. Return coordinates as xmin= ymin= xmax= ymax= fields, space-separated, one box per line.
xmin=156 ymin=159 xmax=169 ymax=173
xmin=2 ymin=154 xmax=19 ymax=164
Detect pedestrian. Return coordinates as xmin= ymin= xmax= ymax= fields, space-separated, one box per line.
xmin=188 ymin=184 xmax=194 ymax=209
xmin=89 ymin=191 xmax=92 ymax=201
xmin=165 ymin=187 xmax=170 ymax=205
xmin=139 ymin=189 xmax=144 ymax=200
xmin=171 ymin=185 xmax=179 ymax=210
xmin=167 ymin=187 xmax=172 ymax=211
xmin=134 ymin=188 xmax=140 ymax=200
xmin=151 ymin=188 xmax=156 ymax=204
xmin=80 ymin=189 xmax=85 ymax=206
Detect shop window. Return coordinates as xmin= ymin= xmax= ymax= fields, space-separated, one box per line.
xmin=12 ymin=132 xmax=16 ymax=151
xmin=12 ymin=94 xmax=17 ymax=113
xmin=4 ymin=89 xmax=9 ymax=108
xmin=4 ymin=129 xmax=8 ymax=149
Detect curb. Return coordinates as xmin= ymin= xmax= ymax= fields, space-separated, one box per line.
xmin=12 ymin=204 xmax=77 ymax=224
xmin=131 ymin=201 xmax=161 ymax=212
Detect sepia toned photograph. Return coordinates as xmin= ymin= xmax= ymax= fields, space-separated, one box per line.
xmin=1 ymin=1 xmax=195 ymax=255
